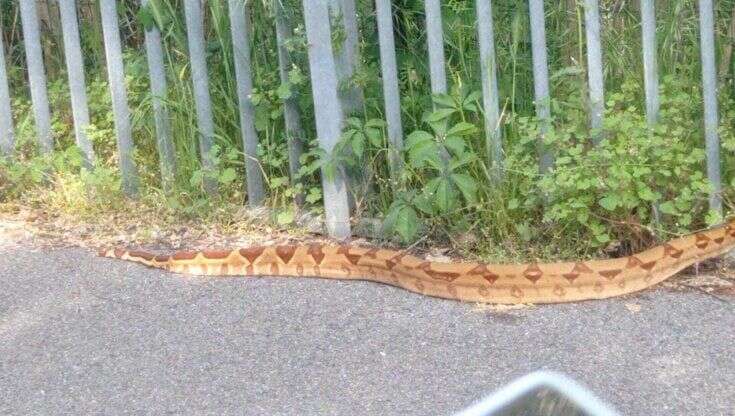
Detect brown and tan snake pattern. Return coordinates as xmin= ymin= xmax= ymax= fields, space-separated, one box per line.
xmin=100 ymin=219 xmax=735 ymax=304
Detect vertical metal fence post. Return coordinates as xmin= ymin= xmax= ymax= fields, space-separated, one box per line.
xmin=375 ymin=0 xmax=403 ymax=180
xmin=425 ymin=0 xmax=447 ymax=95
xmin=142 ymin=0 xmax=177 ymax=192
xmin=228 ymin=0 xmax=265 ymax=206
xmin=100 ymin=0 xmax=139 ymax=196
xmin=59 ymin=0 xmax=95 ymax=168
xmin=424 ymin=0 xmax=452 ymax=166
xmin=19 ymin=0 xmax=53 ymax=154
xmin=476 ymin=0 xmax=503 ymax=180
xmin=584 ymin=0 xmax=604 ymax=143
xmin=302 ymin=0 xmax=352 ymax=239
xmin=698 ymin=0 xmax=723 ymax=215
xmin=328 ymin=0 xmax=364 ymax=114
xmin=640 ymin=0 xmax=659 ymax=127
xmin=640 ymin=0 xmax=662 ymax=225
xmin=0 ymin=25 xmax=14 ymax=156
xmin=184 ymin=0 xmax=218 ymax=195
xmin=274 ymin=1 xmax=305 ymax=206
xmin=529 ymin=0 xmax=553 ymax=173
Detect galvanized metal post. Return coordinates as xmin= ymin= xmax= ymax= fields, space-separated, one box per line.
xmin=698 ymin=0 xmax=723 ymax=215
xmin=476 ymin=0 xmax=503 ymax=180
xmin=59 ymin=0 xmax=94 ymax=168
xmin=228 ymin=0 xmax=265 ymax=206
xmin=640 ymin=0 xmax=659 ymax=127
xmin=425 ymin=0 xmax=447 ymax=95
xmin=529 ymin=0 xmax=553 ymax=173
xmin=19 ymin=0 xmax=53 ymax=154
xmin=302 ymin=0 xmax=352 ymax=239
xmin=274 ymin=1 xmax=305 ymax=206
xmin=328 ymin=0 xmax=364 ymax=114
xmin=375 ymin=0 xmax=403 ymax=180
xmin=423 ymin=0 xmax=452 ymax=168
xmin=142 ymin=0 xmax=177 ymax=192
xmin=640 ymin=0 xmax=662 ymax=225
xmin=584 ymin=0 xmax=604 ymax=143
xmin=100 ymin=0 xmax=139 ymax=196
xmin=184 ymin=0 xmax=218 ymax=195
xmin=0 ymin=24 xmax=14 ymax=156
xmin=328 ymin=0 xmax=364 ymax=213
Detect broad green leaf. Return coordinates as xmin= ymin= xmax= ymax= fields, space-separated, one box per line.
xmin=276 ymin=83 xmax=292 ymax=100
xmin=405 ymin=130 xmax=434 ymax=148
xmin=305 ymin=187 xmax=322 ymax=204
xmin=451 ymin=173 xmax=478 ymax=204
xmin=444 ymin=135 xmax=466 ymax=156
xmin=288 ymin=67 xmax=305 ymax=85
xmin=189 ymin=170 xmax=204 ymax=187
xmin=270 ymin=176 xmax=289 ymax=188
xmin=515 ymin=222 xmax=532 ymax=242
xmin=395 ymin=206 xmax=419 ymax=242
xmin=365 ymin=119 xmax=386 ymax=128
xmin=658 ymin=201 xmax=677 ymax=215
xmin=413 ymin=191 xmax=434 ymax=215
xmin=254 ymin=107 xmax=269 ymax=132
xmin=433 ymin=178 xmax=455 ymax=213
xmin=447 ymin=122 xmax=478 ymax=136
xmin=407 ymin=138 xmax=440 ymax=168
xmin=705 ymin=210 xmax=722 ymax=226
xmin=351 ymin=132 xmax=366 ymax=158
xmin=382 ymin=201 xmax=401 ymax=232
xmin=637 ymin=186 xmax=660 ymax=202
xmin=218 ymin=168 xmax=237 ymax=185
xmin=346 ymin=117 xmax=363 ymax=129
xmin=595 ymin=233 xmax=611 ymax=244
xmin=449 ymin=152 xmax=477 ymax=171
xmin=432 ymin=93 xmax=455 ymax=108
xmin=598 ymin=194 xmax=620 ymax=211
xmin=137 ymin=4 xmax=156 ymax=30
xmin=463 ymin=90 xmax=482 ymax=104
xmin=277 ymin=210 xmax=295 ymax=225
xmin=366 ymin=127 xmax=383 ymax=147
xmin=424 ymin=108 xmax=456 ymax=123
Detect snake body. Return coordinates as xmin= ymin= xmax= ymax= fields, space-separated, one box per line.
xmin=100 ymin=219 xmax=735 ymax=304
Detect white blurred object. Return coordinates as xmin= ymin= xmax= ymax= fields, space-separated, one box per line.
xmin=455 ymin=371 xmax=620 ymax=416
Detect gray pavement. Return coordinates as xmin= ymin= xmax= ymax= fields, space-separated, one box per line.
xmin=0 ymin=247 xmax=733 ymax=415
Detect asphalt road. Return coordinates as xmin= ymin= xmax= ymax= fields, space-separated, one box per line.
xmin=0 ymin=247 xmax=733 ymax=415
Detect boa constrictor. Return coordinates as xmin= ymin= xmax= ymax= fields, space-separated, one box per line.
xmin=100 ymin=219 xmax=735 ymax=304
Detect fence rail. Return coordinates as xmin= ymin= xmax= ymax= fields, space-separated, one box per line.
xmin=0 ymin=0 xmax=731 ymax=238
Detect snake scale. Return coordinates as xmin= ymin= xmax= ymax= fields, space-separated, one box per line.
xmin=100 ymin=219 xmax=735 ymax=304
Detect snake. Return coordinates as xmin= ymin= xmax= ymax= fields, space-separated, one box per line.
xmin=99 ymin=219 xmax=735 ymax=304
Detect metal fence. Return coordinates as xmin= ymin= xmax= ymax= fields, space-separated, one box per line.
xmin=0 ymin=0 xmax=728 ymax=238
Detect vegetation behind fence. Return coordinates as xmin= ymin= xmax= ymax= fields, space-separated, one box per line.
xmin=0 ymin=0 xmax=734 ymax=261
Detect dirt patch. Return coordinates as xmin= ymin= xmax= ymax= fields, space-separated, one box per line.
xmin=0 ymin=203 xmax=393 ymax=254
xmin=0 ymin=217 xmax=34 ymax=248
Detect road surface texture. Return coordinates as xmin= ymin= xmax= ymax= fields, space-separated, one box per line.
xmin=0 ymin=247 xmax=733 ymax=415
